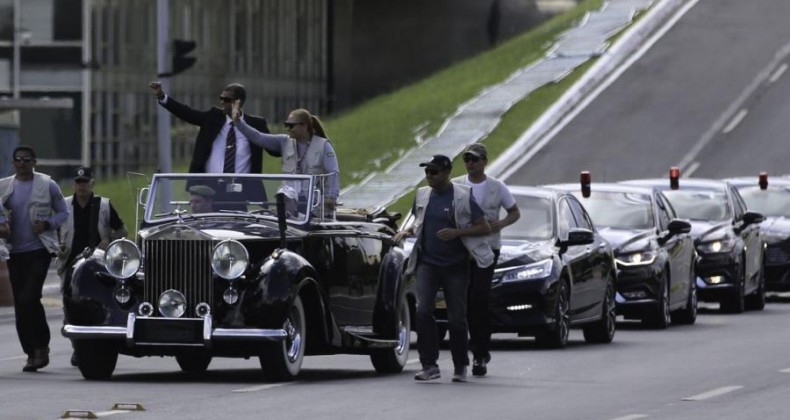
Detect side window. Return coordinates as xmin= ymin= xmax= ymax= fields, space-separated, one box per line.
xmin=568 ymin=197 xmax=594 ymax=231
xmin=654 ymin=194 xmax=672 ymax=231
xmin=729 ymin=187 xmax=745 ymax=221
xmin=557 ymin=199 xmax=578 ymax=237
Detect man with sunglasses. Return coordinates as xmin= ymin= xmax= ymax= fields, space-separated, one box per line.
xmin=56 ymin=167 xmax=127 ymax=367
xmin=453 ymin=143 xmax=520 ymax=377
xmin=148 ymin=81 xmax=276 ymax=174
xmin=394 ymin=154 xmax=492 ymax=383
xmin=0 ymin=145 xmax=69 ymax=372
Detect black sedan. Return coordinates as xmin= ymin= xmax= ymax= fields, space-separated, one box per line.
xmin=550 ymin=182 xmax=696 ymax=328
xmin=728 ymin=174 xmax=790 ymax=291
xmin=62 ymin=173 xmax=412 ymax=381
xmin=406 ymin=186 xmax=617 ymax=348
xmin=622 ymin=176 xmax=765 ymax=313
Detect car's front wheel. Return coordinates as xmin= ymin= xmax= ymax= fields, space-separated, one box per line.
xmin=644 ymin=273 xmax=670 ymax=329
xmin=745 ymin=267 xmax=766 ymax=311
xmin=721 ymin=263 xmax=745 ymax=314
xmin=75 ymin=340 xmax=118 ymax=380
xmin=583 ymin=274 xmax=616 ymax=343
xmin=536 ymin=279 xmax=569 ymax=349
xmin=371 ymin=296 xmax=411 ymax=373
xmin=260 ymin=295 xmax=306 ymax=381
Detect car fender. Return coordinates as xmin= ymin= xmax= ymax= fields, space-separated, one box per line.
xmin=65 ymin=254 xmax=129 ymax=326
xmin=373 ymin=247 xmax=409 ymax=336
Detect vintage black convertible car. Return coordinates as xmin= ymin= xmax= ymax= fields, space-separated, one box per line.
xmin=404 ymin=186 xmax=617 ymax=348
xmin=623 ymin=175 xmax=765 ymax=313
xmin=550 ymin=181 xmax=696 ymax=328
xmin=728 ymin=174 xmax=790 ymax=291
xmin=62 ymin=173 xmax=412 ymax=381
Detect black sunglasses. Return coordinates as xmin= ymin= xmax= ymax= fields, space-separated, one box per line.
xmin=219 ymin=96 xmax=235 ymax=103
xmin=424 ymin=168 xmax=440 ymax=176
xmin=13 ymin=156 xmax=34 ymax=163
xmin=285 ymin=122 xmax=305 ymax=129
xmin=463 ymin=155 xmax=480 ymax=163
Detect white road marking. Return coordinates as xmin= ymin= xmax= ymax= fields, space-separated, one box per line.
xmin=610 ymin=415 xmax=649 ymax=420
xmin=232 ymin=382 xmax=292 ymax=393
xmin=682 ymin=385 xmax=743 ymax=401
xmin=684 ymin=161 xmax=700 ymax=177
xmin=677 ymin=42 xmax=790 ymax=172
xmin=407 ymin=357 xmax=420 ymax=365
xmin=778 ymin=367 xmax=790 ymax=373
xmin=722 ymin=109 xmax=748 ymax=134
xmin=499 ymin=0 xmax=701 ymax=181
xmin=769 ymin=63 xmax=788 ymax=84
xmin=0 ymin=355 xmax=26 ymax=362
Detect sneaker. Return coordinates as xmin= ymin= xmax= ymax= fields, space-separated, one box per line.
xmin=452 ymin=366 xmax=467 ymax=383
xmin=414 ymin=365 xmax=441 ymax=381
xmin=22 ymin=355 xmax=35 ymax=372
xmin=22 ymin=347 xmax=49 ymax=372
xmin=472 ymin=356 xmax=489 ymax=377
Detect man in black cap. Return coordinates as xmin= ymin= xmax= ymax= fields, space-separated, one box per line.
xmin=393 ymin=154 xmax=492 ymax=383
xmin=57 ymin=166 xmax=127 ymax=366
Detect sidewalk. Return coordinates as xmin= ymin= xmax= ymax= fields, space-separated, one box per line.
xmin=339 ymin=0 xmax=681 ymax=209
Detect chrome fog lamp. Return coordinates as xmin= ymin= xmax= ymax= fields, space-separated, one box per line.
xmin=114 ymin=286 xmax=132 ymax=304
xmin=196 ymin=302 xmax=211 ymax=318
xmin=211 ymin=240 xmax=249 ymax=280
xmin=138 ymin=302 xmax=154 ymax=317
xmin=158 ymin=290 xmax=187 ymax=318
xmin=223 ymin=287 xmax=239 ymax=305
xmin=104 ymin=239 xmax=141 ymax=279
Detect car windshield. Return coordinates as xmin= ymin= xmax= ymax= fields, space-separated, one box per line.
xmin=736 ymin=186 xmax=790 ymax=217
xmin=662 ymin=188 xmax=731 ymax=221
xmin=501 ymin=195 xmax=553 ymax=240
xmin=144 ymin=173 xmax=328 ymax=224
xmin=574 ymin=191 xmax=654 ymax=230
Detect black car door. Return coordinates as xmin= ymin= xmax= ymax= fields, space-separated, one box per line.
xmin=568 ymin=196 xmax=610 ymax=317
xmin=558 ymin=198 xmax=596 ymax=318
xmin=656 ymin=193 xmax=693 ymax=306
xmin=730 ymin=187 xmax=762 ymax=293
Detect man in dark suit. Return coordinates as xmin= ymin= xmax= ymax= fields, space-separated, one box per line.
xmin=148 ymin=81 xmax=275 ymax=174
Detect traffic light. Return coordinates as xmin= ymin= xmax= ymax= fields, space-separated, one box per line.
xmin=171 ymin=39 xmax=196 ymax=76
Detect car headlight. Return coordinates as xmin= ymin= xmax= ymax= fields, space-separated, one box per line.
xmin=104 ymin=239 xmax=141 ymax=279
xmin=697 ymin=238 xmax=736 ymax=254
xmin=616 ymin=250 xmax=658 ymax=266
xmin=211 ymin=240 xmax=249 ymax=280
xmin=497 ymin=259 xmax=553 ymax=283
xmin=158 ymin=289 xmax=187 ymax=318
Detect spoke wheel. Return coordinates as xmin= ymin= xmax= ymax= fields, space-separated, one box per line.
xmin=671 ymin=263 xmax=697 ymax=325
xmin=536 ymin=279 xmax=569 ymax=349
xmin=260 ymin=295 xmax=306 ymax=381
xmin=644 ymin=273 xmax=670 ymax=329
xmin=745 ymin=267 xmax=766 ymax=311
xmin=371 ymin=297 xmax=411 ymax=373
xmin=721 ymin=263 xmax=745 ymax=314
xmin=583 ymin=275 xmax=616 ymax=343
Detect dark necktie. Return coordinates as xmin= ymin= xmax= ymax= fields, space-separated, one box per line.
xmin=223 ymin=122 xmax=236 ymax=173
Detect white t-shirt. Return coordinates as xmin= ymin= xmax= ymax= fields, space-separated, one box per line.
xmin=462 ymin=175 xmax=516 ymax=213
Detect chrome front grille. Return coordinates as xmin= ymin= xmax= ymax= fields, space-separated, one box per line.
xmin=143 ymin=239 xmax=216 ymax=318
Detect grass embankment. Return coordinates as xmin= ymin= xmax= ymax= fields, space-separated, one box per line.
xmin=87 ymin=0 xmax=604 ymax=229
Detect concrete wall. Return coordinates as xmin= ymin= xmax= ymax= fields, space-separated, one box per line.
xmin=331 ymin=0 xmax=548 ymax=109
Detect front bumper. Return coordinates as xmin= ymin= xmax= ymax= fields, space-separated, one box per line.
xmin=487 ymin=277 xmax=559 ymax=334
xmin=614 ymin=263 xmax=662 ymax=316
xmin=695 ymin=252 xmax=738 ymax=301
xmin=764 ymin=243 xmax=790 ymax=291
xmin=62 ymin=313 xmax=287 ymax=347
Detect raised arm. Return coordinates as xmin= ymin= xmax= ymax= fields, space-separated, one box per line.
xmin=149 ymin=81 xmax=206 ymax=126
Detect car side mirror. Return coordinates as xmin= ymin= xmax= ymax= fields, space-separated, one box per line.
xmin=743 ymin=211 xmax=764 ymax=226
xmin=559 ymin=228 xmax=595 ymax=247
xmin=667 ymin=219 xmax=691 ymax=235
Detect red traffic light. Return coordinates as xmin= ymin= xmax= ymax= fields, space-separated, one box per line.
xmin=669 ymin=167 xmax=680 ymax=190
xmin=759 ymin=172 xmax=768 ymax=190
xmin=580 ymin=171 xmax=591 ymax=198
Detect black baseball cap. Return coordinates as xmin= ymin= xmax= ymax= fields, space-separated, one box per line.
xmin=419 ymin=155 xmax=452 ymax=171
xmin=74 ymin=167 xmax=93 ymax=181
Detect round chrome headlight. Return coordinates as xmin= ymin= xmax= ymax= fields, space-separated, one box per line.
xmin=158 ymin=290 xmax=187 ymax=318
xmin=211 ymin=240 xmax=249 ymax=280
xmin=104 ymin=239 xmax=141 ymax=279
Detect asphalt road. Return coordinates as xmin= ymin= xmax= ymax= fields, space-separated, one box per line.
xmin=4 ymin=0 xmax=790 ymax=419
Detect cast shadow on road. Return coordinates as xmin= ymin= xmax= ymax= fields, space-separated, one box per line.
xmin=108 ymin=367 xmax=386 ymax=384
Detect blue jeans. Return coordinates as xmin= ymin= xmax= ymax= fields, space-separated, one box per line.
xmin=415 ymin=262 xmax=469 ymax=368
